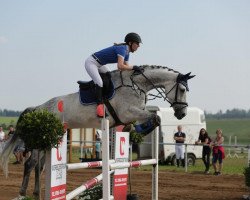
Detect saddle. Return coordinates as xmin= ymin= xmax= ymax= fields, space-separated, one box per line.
xmin=77 ymin=73 xmax=115 ymax=105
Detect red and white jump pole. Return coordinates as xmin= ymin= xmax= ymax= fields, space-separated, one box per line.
xmin=110 ymin=159 xmax=157 ymax=170
xmin=66 ymin=160 xmax=115 ymax=170
xmin=45 ymin=100 xmax=159 ymax=200
xmin=101 ymin=118 xmax=159 ymax=200
xmin=66 ymin=170 xmax=115 ymax=200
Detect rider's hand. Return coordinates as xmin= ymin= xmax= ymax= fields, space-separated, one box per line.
xmin=133 ymin=65 xmax=141 ymax=72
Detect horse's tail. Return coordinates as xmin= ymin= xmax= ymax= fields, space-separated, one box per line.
xmin=0 ymin=107 xmax=35 ymax=177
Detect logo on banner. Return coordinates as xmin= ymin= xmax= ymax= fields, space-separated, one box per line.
xmin=114 ymin=132 xmax=129 ymax=200
xmin=56 ymin=140 xmax=63 ymax=161
xmin=120 ymin=137 xmax=125 ymax=156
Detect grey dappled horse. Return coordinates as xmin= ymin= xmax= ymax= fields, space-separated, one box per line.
xmin=0 ymin=65 xmax=194 ymax=198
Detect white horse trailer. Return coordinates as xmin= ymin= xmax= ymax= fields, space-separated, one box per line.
xmin=139 ymin=106 xmax=206 ymax=165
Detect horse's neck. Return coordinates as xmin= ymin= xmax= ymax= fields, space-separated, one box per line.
xmin=144 ymin=69 xmax=178 ymax=90
xmin=111 ymin=70 xmax=133 ymax=88
xmin=111 ymin=68 xmax=179 ymax=92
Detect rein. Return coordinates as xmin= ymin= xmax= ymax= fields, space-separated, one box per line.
xmin=108 ymin=69 xmax=188 ymax=125
xmin=120 ymin=71 xmax=188 ymax=109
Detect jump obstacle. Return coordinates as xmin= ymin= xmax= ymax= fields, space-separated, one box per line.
xmin=45 ymin=118 xmax=159 ymax=200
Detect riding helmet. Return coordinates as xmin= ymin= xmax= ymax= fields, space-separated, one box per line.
xmin=124 ymin=32 xmax=142 ymax=44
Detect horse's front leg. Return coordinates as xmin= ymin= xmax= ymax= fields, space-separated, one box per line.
xmin=19 ymin=150 xmax=38 ymax=197
xmin=33 ymin=151 xmax=45 ymax=198
xmin=124 ymin=107 xmax=161 ymax=136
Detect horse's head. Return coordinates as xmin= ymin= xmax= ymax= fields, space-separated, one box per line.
xmin=165 ymin=72 xmax=195 ymax=120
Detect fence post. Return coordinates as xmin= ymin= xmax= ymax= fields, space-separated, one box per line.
xmin=184 ymin=144 xmax=188 ymax=172
xmin=152 ymin=127 xmax=158 ymax=200
xmin=248 ymin=147 xmax=250 ymax=167
xmin=102 ymin=119 xmax=110 ymax=200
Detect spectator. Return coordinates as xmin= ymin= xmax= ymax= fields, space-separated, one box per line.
xmin=8 ymin=125 xmax=30 ymax=164
xmin=0 ymin=126 xmax=5 ymax=142
xmin=8 ymin=126 xmax=25 ymax=164
xmin=13 ymin=138 xmax=25 ymax=164
xmin=7 ymin=125 xmax=15 ymax=140
xmin=211 ymin=129 xmax=225 ymax=176
xmin=95 ymin=137 xmax=101 ymax=160
xmin=0 ymin=126 xmax=5 ymax=153
xmin=195 ymin=128 xmax=211 ymax=174
xmin=174 ymin=125 xmax=186 ymax=167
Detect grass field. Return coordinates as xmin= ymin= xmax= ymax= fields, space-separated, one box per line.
xmin=0 ymin=117 xmax=249 ymax=144
xmin=69 ymin=146 xmax=248 ymax=175
xmin=140 ymin=156 xmax=248 ymax=175
xmin=207 ymin=119 xmax=250 ymax=145
xmin=0 ymin=116 xmax=18 ymax=128
xmin=1 ymin=116 xmax=249 ymax=176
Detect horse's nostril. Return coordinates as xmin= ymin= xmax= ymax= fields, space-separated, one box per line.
xmin=182 ymin=113 xmax=186 ymax=118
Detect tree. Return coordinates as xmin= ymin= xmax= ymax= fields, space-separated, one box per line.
xmin=16 ymin=109 xmax=64 ymax=151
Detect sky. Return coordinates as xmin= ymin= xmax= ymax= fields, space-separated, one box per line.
xmin=0 ymin=0 xmax=250 ymax=113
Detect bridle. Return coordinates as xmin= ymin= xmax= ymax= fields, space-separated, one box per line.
xmin=105 ymin=69 xmax=189 ymax=125
xmin=116 ymin=70 xmax=188 ymax=109
xmin=164 ymin=81 xmax=188 ymax=110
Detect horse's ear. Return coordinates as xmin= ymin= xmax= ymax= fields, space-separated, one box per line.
xmin=184 ymin=72 xmax=195 ymax=80
xmin=177 ymin=72 xmax=195 ymax=82
xmin=188 ymin=73 xmax=196 ymax=80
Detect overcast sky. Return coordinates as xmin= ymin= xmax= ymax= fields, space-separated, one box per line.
xmin=0 ymin=1 xmax=249 ymax=113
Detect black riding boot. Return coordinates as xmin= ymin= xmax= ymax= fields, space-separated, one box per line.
xmin=176 ymin=159 xmax=180 ymax=167
xmin=95 ymin=85 xmax=104 ymax=117
xmin=181 ymin=159 xmax=185 ymax=167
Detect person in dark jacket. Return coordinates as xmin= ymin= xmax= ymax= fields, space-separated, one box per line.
xmin=195 ymin=128 xmax=211 ymax=174
xmin=174 ymin=125 xmax=186 ymax=167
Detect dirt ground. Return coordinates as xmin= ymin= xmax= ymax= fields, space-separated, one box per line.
xmin=0 ymin=163 xmax=248 ymax=200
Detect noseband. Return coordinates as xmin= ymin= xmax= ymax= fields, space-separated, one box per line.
xmin=165 ymin=83 xmax=188 ymax=110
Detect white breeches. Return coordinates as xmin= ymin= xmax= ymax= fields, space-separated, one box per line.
xmin=85 ymin=56 xmax=110 ymax=87
xmin=175 ymin=144 xmax=184 ymax=159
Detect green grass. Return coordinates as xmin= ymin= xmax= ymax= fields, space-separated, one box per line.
xmin=139 ymin=155 xmax=248 ymax=175
xmin=0 ymin=116 xmax=18 ymax=131
xmin=207 ymin=119 xmax=250 ymax=145
xmin=70 ymin=148 xmax=248 ymax=175
xmin=0 ymin=117 xmax=249 ymax=144
xmin=0 ymin=116 xmax=18 ymax=124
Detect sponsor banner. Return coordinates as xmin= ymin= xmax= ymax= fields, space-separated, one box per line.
xmin=113 ymin=132 xmax=129 ymax=200
xmin=51 ymin=184 xmax=67 ymax=200
xmin=113 ymin=174 xmax=128 ymax=200
xmin=50 ymin=133 xmax=67 ymax=200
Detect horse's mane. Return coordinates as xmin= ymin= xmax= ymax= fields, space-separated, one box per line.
xmin=111 ymin=65 xmax=180 ymax=75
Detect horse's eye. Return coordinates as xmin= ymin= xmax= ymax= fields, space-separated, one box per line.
xmin=179 ymin=85 xmax=186 ymax=92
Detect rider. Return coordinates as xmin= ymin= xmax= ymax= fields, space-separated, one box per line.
xmin=85 ymin=32 xmax=142 ymax=117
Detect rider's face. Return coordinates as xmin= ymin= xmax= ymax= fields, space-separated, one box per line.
xmin=130 ymin=42 xmax=140 ymax=52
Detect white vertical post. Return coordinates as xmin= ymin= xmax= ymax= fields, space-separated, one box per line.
xmin=152 ymin=127 xmax=158 ymax=200
xmin=102 ymin=119 xmax=110 ymax=200
xmin=233 ymin=136 xmax=239 ymax=158
xmin=248 ymin=148 xmax=250 ymax=167
xmin=185 ymin=144 xmax=188 ymax=172
xmin=80 ymin=141 xmax=83 ymax=160
xmin=228 ymin=136 xmax=231 ymax=157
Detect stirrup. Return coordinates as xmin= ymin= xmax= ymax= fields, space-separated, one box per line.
xmin=96 ymin=104 xmax=104 ymax=117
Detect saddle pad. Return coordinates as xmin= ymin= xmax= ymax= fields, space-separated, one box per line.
xmin=79 ymin=82 xmax=115 ymax=105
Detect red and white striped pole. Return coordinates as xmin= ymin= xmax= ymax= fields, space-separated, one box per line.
xmin=66 ymin=170 xmax=114 ymax=200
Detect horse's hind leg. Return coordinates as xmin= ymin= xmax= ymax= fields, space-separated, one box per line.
xmin=19 ymin=150 xmax=38 ymax=196
xmin=33 ymin=151 xmax=45 ymax=198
